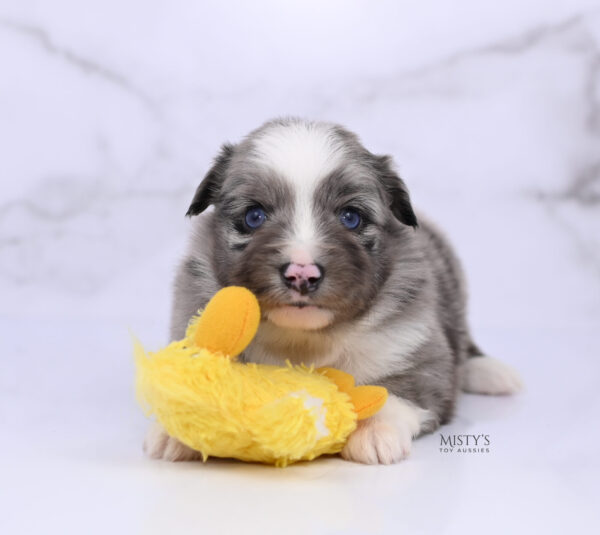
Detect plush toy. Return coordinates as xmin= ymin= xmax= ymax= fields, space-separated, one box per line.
xmin=134 ymin=286 xmax=388 ymax=467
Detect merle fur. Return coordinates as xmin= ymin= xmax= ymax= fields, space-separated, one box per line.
xmin=171 ymin=118 xmax=483 ymax=430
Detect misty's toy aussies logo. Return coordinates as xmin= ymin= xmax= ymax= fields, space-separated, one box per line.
xmin=439 ymin=434 xmax=491 ymax=453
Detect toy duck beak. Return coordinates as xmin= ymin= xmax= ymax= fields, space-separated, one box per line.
xmin=193 ymin=286 xmax=261 ymax=359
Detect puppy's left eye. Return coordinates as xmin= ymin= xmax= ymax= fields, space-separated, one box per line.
xmin=339 ymin=208 xmax=361 ymax=230
xmin=244 ymin=206 xmax=266 ymax=229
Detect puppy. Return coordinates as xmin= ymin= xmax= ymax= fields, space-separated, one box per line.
xmin=144 ymin=118 xmax=522 ymax=464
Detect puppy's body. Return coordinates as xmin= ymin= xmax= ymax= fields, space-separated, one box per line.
xmin=145 ymin=118 xmax=521 ymax=464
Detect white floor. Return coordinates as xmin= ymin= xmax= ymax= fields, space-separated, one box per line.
xmin=2 ymin=317 xmax=598 ymax=534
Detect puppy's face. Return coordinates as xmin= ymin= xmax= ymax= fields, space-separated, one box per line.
xmin=187 ymin=120 xmax=417 ymax=330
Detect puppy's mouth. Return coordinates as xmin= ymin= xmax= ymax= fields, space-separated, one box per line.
xmin=264 ymin=301 xmax=334 ymax=330
xmin=287 ymin=301 xmax=319 ymax=309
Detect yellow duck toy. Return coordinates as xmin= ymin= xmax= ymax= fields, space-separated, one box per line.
xmin=134 ymin=286 xmax=388 ymax=467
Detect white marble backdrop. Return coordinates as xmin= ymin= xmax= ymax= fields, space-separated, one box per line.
xmin=1 ymin=0 xmax=599 ymax=330
xmin=1 ymin=2 xmax=599 ymax=534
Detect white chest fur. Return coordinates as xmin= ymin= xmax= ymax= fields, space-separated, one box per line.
xmin=245 ymin=305 xmax=433 ymax=385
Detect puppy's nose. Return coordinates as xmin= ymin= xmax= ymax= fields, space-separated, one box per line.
xmin=280 ymin=263 xmax=324 ymax=295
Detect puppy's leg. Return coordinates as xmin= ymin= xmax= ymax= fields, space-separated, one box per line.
xmin=341 ymin=334 xmax=455 ymax=465
xmin=143 ymin=422 xmax=201 ymax=462
xmin=341 ymin=395 xmax=435 ymax=465
xmin=460 ymin=355 xmax=522 ymax=395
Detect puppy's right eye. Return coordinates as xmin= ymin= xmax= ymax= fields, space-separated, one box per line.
xmin=244 ymin=206 xmax=266 ymax=229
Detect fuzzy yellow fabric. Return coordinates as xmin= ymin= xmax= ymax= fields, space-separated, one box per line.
xmin=134 ymin=286 xmax=387 ymax=466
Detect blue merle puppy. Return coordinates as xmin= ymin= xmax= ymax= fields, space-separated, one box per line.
xmin=144 ymin=118 xmax=522 ymax=464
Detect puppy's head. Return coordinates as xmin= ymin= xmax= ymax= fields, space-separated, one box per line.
xmin=187 ymin=118 xmax=417 ymax=330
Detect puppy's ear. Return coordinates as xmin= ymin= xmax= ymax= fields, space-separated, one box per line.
xmin=375 ymin=155 xmax=418 ymax=228
xmin=186 ymin=144 xmax=235 ymax=217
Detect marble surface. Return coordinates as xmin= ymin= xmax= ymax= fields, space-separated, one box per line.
xmin=1 ymin=1 xmax=599 ymax=534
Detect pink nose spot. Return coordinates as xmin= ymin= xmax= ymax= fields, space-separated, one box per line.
xmin=280 ymin=263 xmax=324 ymax=295
xmin=285 ymin=263 xmax=321 ymax=280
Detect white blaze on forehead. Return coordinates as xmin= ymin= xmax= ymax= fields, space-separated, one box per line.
xmin=252 ymin=122 xmax=345 ymax=262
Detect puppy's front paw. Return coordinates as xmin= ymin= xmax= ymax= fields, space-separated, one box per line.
xmin=143 ymin=423 xmax=201 ymax=462
xmin=340 ymin=394 xmax=432 ymax=465
xmin=341 ymin=418 xmax=411 ymax=465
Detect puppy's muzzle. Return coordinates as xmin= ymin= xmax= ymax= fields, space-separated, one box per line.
xmin=279 ymin=263 xmax=324 ymax=295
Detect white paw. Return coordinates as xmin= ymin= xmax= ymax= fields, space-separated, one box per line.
xmin=341 ymin=418 xmax=412 ymax=464
xmin=340 ymin=394 xmax=431 ymax=465
xmin=460 ymin=357 xmax=523 ymax=395
xmin=143 ymin=423 xmax=201 ymax=462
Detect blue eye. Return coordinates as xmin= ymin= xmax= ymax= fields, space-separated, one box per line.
xmin=340 ymin=208 xmax=361 ymax=230
xmin=244 ymin=206 xmax=266 ymax=229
